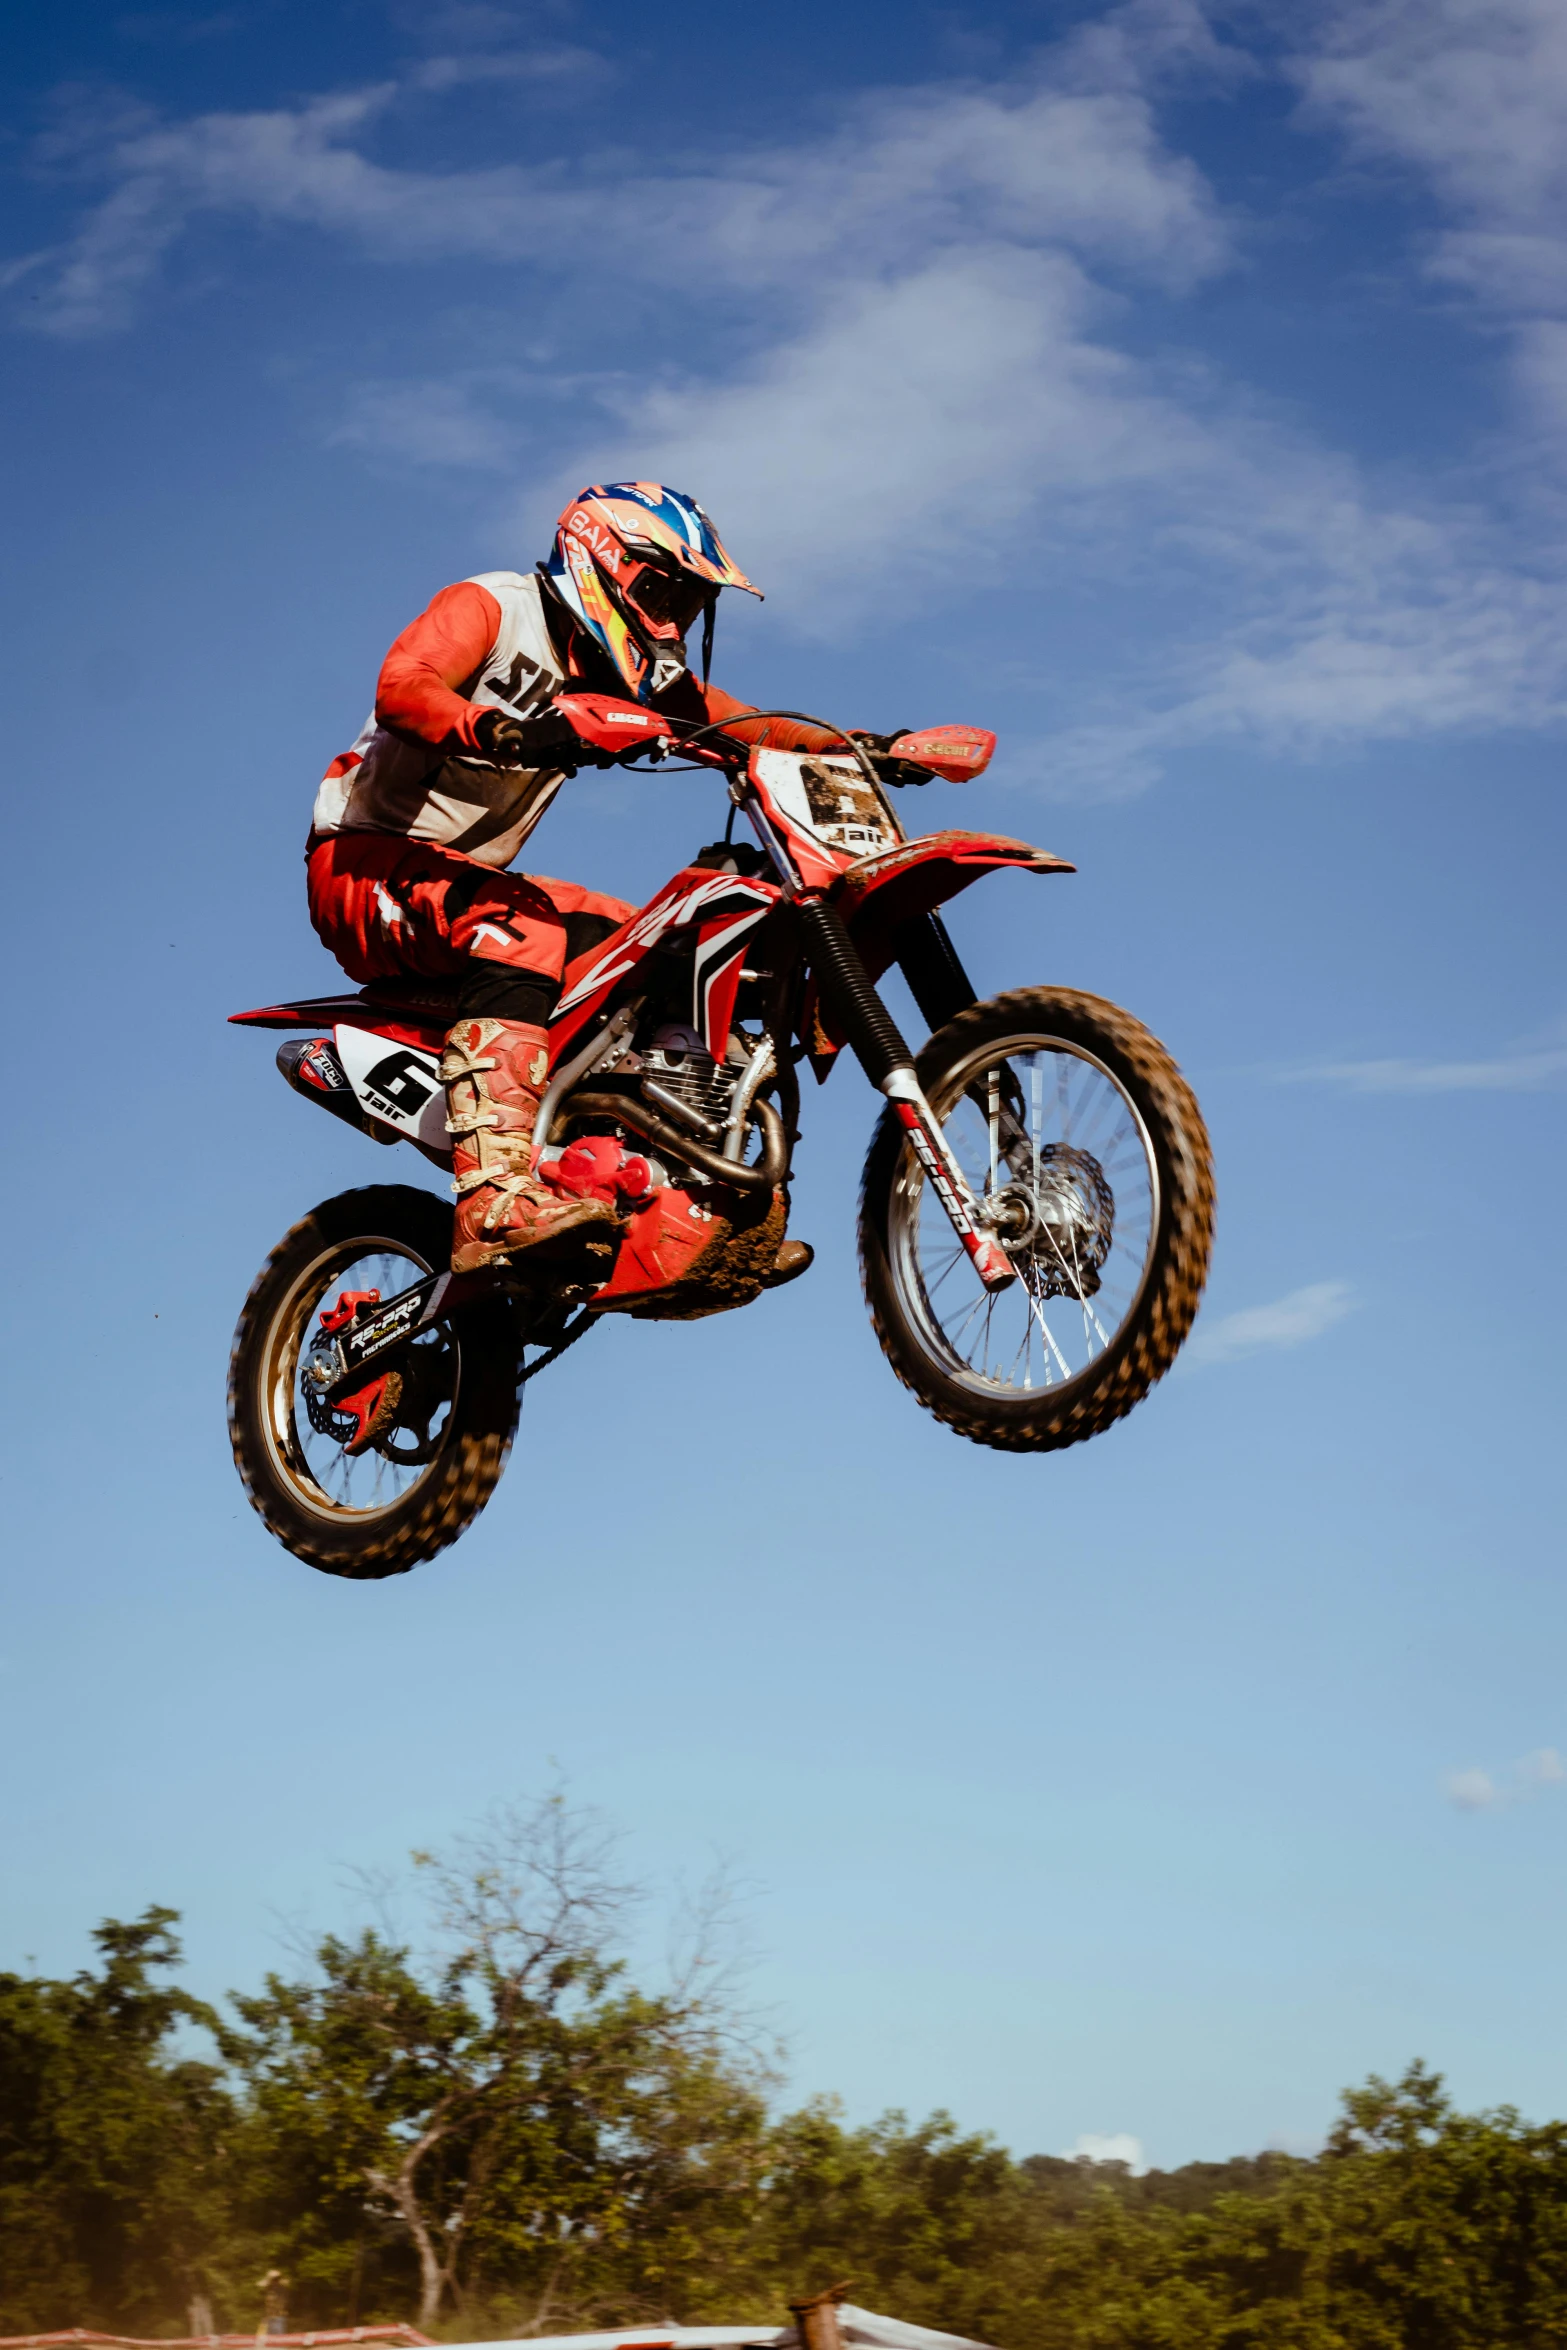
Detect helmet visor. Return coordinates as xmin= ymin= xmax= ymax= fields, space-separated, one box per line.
xmin=623 ymin=559 xmax=708 ymax=640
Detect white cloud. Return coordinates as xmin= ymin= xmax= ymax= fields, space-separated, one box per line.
xmin=1053 ymin=0 xmax=1254 ymax=99
xmin=1446 ymin=1768 xmax=1501 ymax=1812
xmin=333 ymin=377 xmax=516 ymax=469
xmin=1184 ymin=1280 xmax=1356 ymax=1370
xmin=1288 ymin=1017 xmax=1567 ymax=1092
xmin=1515 ymin=319 xmax=1567 ymax=427
xmin=18 ymin=87 xmax=399 ymax=336
xmin=1065 ymin=2131 xmax=1147 ymax=2172
xmin=545 ymin=174 xmax=1567 ymax=755
xmin=16 ymin=1 xmax=1567 ymax=788
xmin=409 ymin=45 xmax=607 ymax=94
xmin=1026 ymin=553 xmax=1567 ymax=792
xmin=1295 ymin=1044 xmax=1567 ymax=1093
xmin=12 ymin=46 xmax=1227 ymax=341
xmin=571 ymin=246 xmax=1217 ymax=620
xmin=1290 ymin=1 xmax=1567 ymax=434
xmin=1291 ymin=0 xmax=1567 ymax=247
xmin=1446 ymin=1747 xmax=1566 ymax=1811
xmin=544 ymin=178 xmax=1567 ymax=742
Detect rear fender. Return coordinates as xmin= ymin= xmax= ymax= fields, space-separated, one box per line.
xmin=237 ymin=998 xmax=453 ymax=1162
xmin=229 ymin=990 xmax=450 ymax=1041
xmin=805 ymin=829 xmax=1074 ymax=1069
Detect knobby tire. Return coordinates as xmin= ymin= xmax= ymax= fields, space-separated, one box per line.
xmin=858 ymin=989 xmax=1215 ymax=1452
xmin=228 ymin=1185 xmax=522 ymax=1579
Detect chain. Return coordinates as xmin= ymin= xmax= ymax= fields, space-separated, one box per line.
xmin=517 ymin=1308 xmax=597 ymax=1387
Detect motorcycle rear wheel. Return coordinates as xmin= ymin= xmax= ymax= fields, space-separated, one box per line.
xmin=228 ymin=1185 xmax=521 ymax=1578
xmin=859 ymin=989 xmax=1214 ymax=1452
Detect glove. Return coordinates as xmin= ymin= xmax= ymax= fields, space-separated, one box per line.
xmin=850 ymin=728 xmax=930 ymax=786
xmin=473 ymin=706 xmax=584 ymax=766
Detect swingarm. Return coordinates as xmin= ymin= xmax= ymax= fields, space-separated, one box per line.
xmin=305 ymin=1271 xmax=488 ymax=1400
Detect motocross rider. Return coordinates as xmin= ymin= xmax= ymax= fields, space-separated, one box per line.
xmin=309 ymin=483 xmax=856 ymax=1278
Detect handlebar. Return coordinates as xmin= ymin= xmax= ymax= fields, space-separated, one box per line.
xmin=540 ymin=693 xmax=992 ymax=784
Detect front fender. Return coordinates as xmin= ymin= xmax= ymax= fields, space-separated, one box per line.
xmin=833 ymin=828 xmax=1074 ymax=953
xmin=803 ymin=829 xmax=1074 ymax=1072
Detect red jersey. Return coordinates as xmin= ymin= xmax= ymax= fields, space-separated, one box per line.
xmin=314 ymin=571 xmax=834 ymax=869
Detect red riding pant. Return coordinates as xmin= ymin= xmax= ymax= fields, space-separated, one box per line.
xmin=307 ymin=832 xmax=634 ymax=1024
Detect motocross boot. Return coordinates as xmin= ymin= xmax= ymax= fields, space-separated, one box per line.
xmin=441 ymin=1017 xmax=616 ymax=1276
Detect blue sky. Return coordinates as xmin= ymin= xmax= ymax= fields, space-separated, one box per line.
xmin=2 ymin=0 xmax=1565 ymax=2184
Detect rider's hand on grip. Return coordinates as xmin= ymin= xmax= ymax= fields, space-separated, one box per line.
xmin=851 ymin=728 xmax=931 ymax=786
xmin=473 ymin=707 xmax=579 ymax=766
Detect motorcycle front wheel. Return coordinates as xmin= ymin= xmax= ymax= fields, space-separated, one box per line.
xmin=228 ymin=1185 xmax=521 ymax=1578
xmin=859 ymin=989 xmax=1214 ymax=1452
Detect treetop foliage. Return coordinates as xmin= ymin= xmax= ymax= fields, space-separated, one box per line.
xmin=4 ymin=1798 xmax=1564 ymax=2350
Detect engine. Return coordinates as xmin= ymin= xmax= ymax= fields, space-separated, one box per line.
xmin=638 ymin=1023 xmax=744 ymax=1126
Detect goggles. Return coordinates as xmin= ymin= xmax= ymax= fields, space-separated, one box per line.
xmin=622 ymin=559 xmax=709 ymax=641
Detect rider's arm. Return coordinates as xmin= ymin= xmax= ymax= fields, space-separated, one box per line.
xmin=375 ymin=582 xmax=503 ymax=751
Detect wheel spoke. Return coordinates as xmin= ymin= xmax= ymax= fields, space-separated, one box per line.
xmin=925 ymin=1247 xmax=968 ymax=1300
xmin=949 ymin=1289 xmax=989 ymax=1342
xmin=1023 ymin=1275 xmax=1071 ymax=1381
xmin=971 ymin=1288 xmax=999 ymax=1378
xmin=893 ymin=1031 xmax=1159 ymax=1400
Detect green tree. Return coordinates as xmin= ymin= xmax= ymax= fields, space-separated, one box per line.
xmin=17 ymin=1829 xmax=1567 ymax=2350
xmin=1001 ymin=2065 xmax=1567 ymax=2350
xmin=757 ymin=2104 xmax=1055 ymax=2346
xmin=224 ymin=1795 xmax=777 ymax=2333
xmin=1317 ymin=2061 xmax=1567 ymax=2347
xmin=0 ymin=1907 xmax=233 ymax=2334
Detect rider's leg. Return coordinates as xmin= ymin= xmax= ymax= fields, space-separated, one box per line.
xmin=307 ymin=836 xmax=628 ymax=1271
xmin=441 ymin=1014 xmax=615 ymax=1275
xmin=398 ymin=864 xmax=633 ymax=1271
xmin=306 ymin=835 xmax=633 ymax=994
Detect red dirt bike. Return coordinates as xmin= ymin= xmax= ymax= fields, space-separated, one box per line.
xmin=228 ymin=699 xmax=1214 ymax=1577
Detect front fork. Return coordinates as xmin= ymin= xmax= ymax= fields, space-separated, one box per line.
xmin=796 ymin=896 xmax=1015 ymax=1292
xmin=882 ymin=1070 xmax=1015 ymax=1291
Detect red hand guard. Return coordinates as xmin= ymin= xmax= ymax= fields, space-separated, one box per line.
xmin=552 ymin=692 xmax=678 ymax=755
xmin=891 ymin=726 xmax=996 ymax=781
